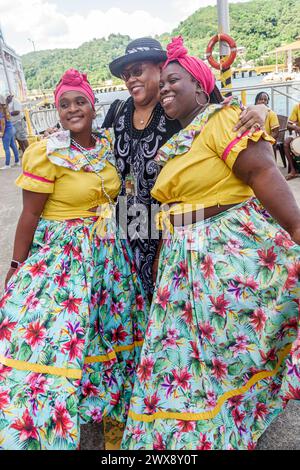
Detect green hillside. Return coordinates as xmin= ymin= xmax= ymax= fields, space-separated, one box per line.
xmin=166 ymin=0 xmax=300 ymax=59
xmin=23 ymin=34 xmax=131 ymax=90
xmin=22 ymin=0 xmax=300 ymax=90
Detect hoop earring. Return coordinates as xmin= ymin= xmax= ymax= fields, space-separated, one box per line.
xmin=195 ymin=90 xmax=210 ymax=107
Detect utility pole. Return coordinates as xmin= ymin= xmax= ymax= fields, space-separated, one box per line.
xmin=217 ymin=0 xmax=233 ymax=94
xmin=28 ymin=38 xmax=36 ymax=53
xmin=0 ymin=27 xmax=13 ymax=94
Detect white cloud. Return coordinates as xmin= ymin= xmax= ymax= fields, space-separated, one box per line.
xmin=1 ymin=1 xmax=175 ymax=55
xmin=174 ymin=0 xmax=215 ymax=19
xmin=1 ymin=0 xmax=251 ymax=55
xmin=173 ymin=0 xmax=250 ymax=22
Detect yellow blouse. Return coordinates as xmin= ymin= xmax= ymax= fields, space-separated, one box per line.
xmin=265 ymin=109 xmax=279 ymax=136
xmin=16 ymin=137 xmax=121 ymax=221
xmin=151 ymin=104 xmax=274 ymax=216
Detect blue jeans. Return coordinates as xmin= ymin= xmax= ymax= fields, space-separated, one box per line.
xmin=2 ymin=127 xmax=19 ymax=166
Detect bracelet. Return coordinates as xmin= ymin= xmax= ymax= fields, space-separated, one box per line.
xmin=10 ymin=260 xmax=21 ymax=269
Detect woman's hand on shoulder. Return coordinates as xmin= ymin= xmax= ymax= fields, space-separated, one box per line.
xmin=233 ymin=104 xmax=268 ymax=137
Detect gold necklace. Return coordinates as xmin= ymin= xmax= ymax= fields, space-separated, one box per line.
xmin=134 ymin=109 xmax=154 ymax=127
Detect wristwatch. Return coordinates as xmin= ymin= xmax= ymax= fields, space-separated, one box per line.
xmin=10 ymin=260 xmax=21 ymax=269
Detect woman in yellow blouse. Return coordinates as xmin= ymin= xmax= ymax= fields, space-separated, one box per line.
xmin=0 ymin=69 xmax=146 ymax=450
xmin=284 ymin=103 xmax=300 ymax=180
xmin=122 ymin=37 xmax=300 ymax=450
xmin=255 ymin=92 xmax=279 ymax=139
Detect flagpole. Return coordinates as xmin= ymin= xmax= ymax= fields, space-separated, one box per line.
xmin=217 ymin=0 xmax=233 ymax=94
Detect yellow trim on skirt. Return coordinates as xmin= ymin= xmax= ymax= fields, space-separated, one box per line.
xmin=0 ymin=341 xmax=144 ymax=379
xmin=128 ymin=344 xmax=292 ymax=422
xmin=0 ymin=354 xmax=82 ymax=379
xmin=84 ymin=341 xmax=144 ymax=364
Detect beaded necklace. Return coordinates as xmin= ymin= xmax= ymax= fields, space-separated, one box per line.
xmin=70 ymin=135 xmax=115 ymax=206
xmin=70 ymin=135 xmax=118 ymax=238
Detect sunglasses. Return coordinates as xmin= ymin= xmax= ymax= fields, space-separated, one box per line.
xmin=121 ymin=64 xmax=146 ymax=82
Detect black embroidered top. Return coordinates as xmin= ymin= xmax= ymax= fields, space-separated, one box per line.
xmin=103 ymin=97 xmax=181 ymax=295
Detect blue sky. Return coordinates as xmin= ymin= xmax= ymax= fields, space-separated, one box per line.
xmin=1 ymin=0 xmax=250 ymax=55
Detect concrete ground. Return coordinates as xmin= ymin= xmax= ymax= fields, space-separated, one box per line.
xmin=0 ymin=155 xmax=299 ymax=450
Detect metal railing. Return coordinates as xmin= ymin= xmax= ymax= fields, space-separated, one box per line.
xmin=26 ymin=81 xmax=300 ymax=134
xmin=223 ymin=81 xmax=300 ymax=117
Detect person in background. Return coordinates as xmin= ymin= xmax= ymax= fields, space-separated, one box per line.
xmin=6 ymin=94 xmax=29 ymax=154
xmin=122 ymin=36 xmax=300 ymax=451
xmin=284 ymin=102 xmax=300 ymax=180
xmin=0 ymin=69 xmax=147 ymax=450
xmin=255 ymin=92 xmax=279 ymax=140
xmin=0 ymin=94 xmax=20 ymax=169
xmin=104 ymin=37 xmax=270 ymax=299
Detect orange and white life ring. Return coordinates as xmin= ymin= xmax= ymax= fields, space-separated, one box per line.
xmin=206 ymin=34 xmax=237 ymax=71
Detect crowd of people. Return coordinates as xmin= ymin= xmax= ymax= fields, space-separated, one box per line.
xmin=0 ymin=36 xmax=299 ymax=451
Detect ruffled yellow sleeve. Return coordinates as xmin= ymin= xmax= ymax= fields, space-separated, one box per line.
xmin=207 ymin=105 xmax=275 ymax=170
xmin=15 ymin=140 xmax=56 ymax=193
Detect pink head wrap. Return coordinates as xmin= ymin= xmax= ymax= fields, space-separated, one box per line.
xmin=164 ymin=36 xmax=215 ymax=95
xmin=54 ymin=68 xmax=95 ymax=109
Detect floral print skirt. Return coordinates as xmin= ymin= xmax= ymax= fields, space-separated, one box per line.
xmin=0 ymin=217 xmax=147 ymax=450
xmin=121 ymin=198 xmax=300 ymax=450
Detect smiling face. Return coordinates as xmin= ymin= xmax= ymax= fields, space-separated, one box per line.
xmin=256 ymin=93 xmax=269 ymax=106
xmin=121 ymin=61 xmax=161 ymax=106
xmin=58 ymin=91 xmax=95 ymax=134
xmin=159 ymin=62 xmax=204 ymax=125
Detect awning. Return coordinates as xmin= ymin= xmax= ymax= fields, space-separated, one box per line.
xmin=269 ymin=40 xmax=300 ymax=54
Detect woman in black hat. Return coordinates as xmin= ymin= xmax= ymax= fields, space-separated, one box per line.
xmin=104 ymin=37 xmax=269 ymax=299
xmin=103 ymin=38 xmax=181 ymax=299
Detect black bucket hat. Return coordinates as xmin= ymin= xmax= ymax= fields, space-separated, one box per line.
xmin=109 ymin=37 xmax=167 ymax=78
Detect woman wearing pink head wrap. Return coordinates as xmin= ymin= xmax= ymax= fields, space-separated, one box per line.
xmin=0 ymin=68 xmax=147 ymax=450
xmin=160 ymin=35 xmax=223 ymax=128
xmin=163 ymin=35 xmax=216 ymax=96
xmin=54 ymin=68 xmax=95 ymax=110
xmin=122 ymin=38 xmax=300 ymax=450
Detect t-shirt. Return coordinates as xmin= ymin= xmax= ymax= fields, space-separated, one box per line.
xmin=265 ymin=110 xmax=279 ymax=136
xmin=289 ymin=104 xmax=300 ymax=125
xmin=8 ymin=98 xmax=23 ymax=124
